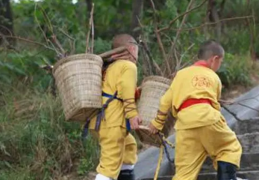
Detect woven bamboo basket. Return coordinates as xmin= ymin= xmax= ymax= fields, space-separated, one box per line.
xmin=53 ymin=53 xmax=103 ymax=121
xmin=136 ymin=76 xmax=175 ymax=147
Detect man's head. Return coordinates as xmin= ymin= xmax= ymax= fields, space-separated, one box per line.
xmin=198 ymin=40 xmax=224 ymax=71
xmin=112 ymin=34 xmax=138 ymax=63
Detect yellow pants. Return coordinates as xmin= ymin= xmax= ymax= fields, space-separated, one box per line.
xmin=91 ymin=127 xmax=137 ymax=179
xmin=173 ymin=119 xmax=242 ymax=180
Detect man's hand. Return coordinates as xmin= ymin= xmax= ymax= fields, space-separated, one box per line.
xmin=148 ymin=122 xmax=159 ymax=134
xmin=129 ymin=115 xmax=142 ymax=130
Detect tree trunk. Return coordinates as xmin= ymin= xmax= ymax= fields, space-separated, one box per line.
xmin=0 ymin=0 xmax=14 ymax=44
xmin=208 ymin=0 xmax=221 ymax=41
xmin=85 ymin=0 xmax=92 ymax=19
xmin=131 ymin=0 xmax=143 ymax=38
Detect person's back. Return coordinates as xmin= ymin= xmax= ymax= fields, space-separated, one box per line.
xmin=171 ymin=63 xmax=222 ymax=129
xmin=149 ymin=40 xmax=242 ymax=180
xmin=89 ymin=59 xmax=137 ymax=129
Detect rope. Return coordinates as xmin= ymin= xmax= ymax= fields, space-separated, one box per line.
xmin=159 ymin=133 xmax=175 ymax=163
xmin=154 ymin=133 xmax=175 ymax=180
xmin=123 ymin=98 xmax=137 ymax=114
xmin=154 ymin=145 xmax=164 ymax=180
xmin=163 ymin=137 xmax=175 ymax=149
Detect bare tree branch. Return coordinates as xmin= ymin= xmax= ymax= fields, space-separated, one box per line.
xmin=178 ymin=43 xmax=195 ymax=70
xmin=58 ymin=28 xmax=76 ymax=55
xmin=158 ymin=0 xmax=208 ymax=33
xmin=139 ymin=39 xmax=164 ymax=76
xmin=140 ymin=48 xmax=152 ymax=76
xmin=36 ymin=4 xmax=66 ymax=57
xmin=174 ymin=0 xmax=195 ymax=46
xmin=150 ymin=0 xmax=171 ymax=75
xmin=34 ymin=4 xmax=53 ymax=47
xmin=86 ymin=3 xmax=94 ymax=53
xmin=168 ymin=0 xmax=195 ymax=75
xmin=170 ymin=16 xmax=253 ymax=32
xmin=1 ymin=35 xmax=57 ymax=52
xmin=91 ymin=3 xmax=95 ymax=53
xmin=51 ymin=35 xmax=66 ymax=58
xmin=131 ymin=0 xmax=144 ymax=38
xmin=137 ymin=18 xmax=153 ymax=76
xmin=0 ymin=25 xmax=13 ymax=36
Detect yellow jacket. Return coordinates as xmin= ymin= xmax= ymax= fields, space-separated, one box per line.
xmin=89 ymin=60 xmax=138 ymax=129
xmin=152 ymin=61 xmax=224 ymax=130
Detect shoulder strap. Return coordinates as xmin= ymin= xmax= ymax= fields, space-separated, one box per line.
xmin=102 ymin=91 xmax=123 ymax=102
xmin=95 ymin=91 xmax=122 ymax=131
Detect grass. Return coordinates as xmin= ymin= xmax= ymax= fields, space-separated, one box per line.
xmin=0 ymin=83 xmax=99 ymax=180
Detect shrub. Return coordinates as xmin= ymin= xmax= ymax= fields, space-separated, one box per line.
xmin=0 ymin=83 xmax=99 ymax=180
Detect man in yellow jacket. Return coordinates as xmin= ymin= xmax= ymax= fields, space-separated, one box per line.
xmin=149 ymin=40 xmax=242 ymax=180
xmin=88 ymin=34 xmax=142 ymax=180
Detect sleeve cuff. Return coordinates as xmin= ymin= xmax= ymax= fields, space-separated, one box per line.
xmin=151 ymin=119 xmax=164 ymax=131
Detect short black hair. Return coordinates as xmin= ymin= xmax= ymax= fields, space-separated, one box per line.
xmin=198 ymin=40 xmax=224 ymax=60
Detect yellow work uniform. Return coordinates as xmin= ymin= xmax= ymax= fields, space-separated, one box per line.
xmin=89 ymin=60 xmax=138 ymax=179
xmin=151 ymin=61 xmax=242 ymax=180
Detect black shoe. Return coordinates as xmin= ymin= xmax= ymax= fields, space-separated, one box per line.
xmin=117 ymin=169 xmax=135 ymax=180
xmin=217 ymin=161 xmax=238 ymax=180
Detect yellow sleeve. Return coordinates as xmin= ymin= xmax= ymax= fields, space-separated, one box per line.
xmin=151 ymin=83 xmax=173 ymax=130
xmin=212 ymin=76 xmax=222 ymax=111
xmin=117 ymin=61 xmax=138 ymax=119
xmin=217 ymin=79 xmax=222 ymax=100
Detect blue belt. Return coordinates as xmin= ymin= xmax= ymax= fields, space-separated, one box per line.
xmin=82 ymin=91 xmax=131 ymax=139
xmin=102 ymin=92 xmax=123 ymax=102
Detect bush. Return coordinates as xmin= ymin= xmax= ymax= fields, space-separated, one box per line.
xmin=217 ymin=54 xmax=252 ymax=88
xmin=0 ymin=83 xmax=99 ymax=180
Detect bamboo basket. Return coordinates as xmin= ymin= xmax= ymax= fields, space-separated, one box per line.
xmin=136 ymin=76 xmax=175 ymax=147
xmin=53 ymin=53 xmax=103 ymax=121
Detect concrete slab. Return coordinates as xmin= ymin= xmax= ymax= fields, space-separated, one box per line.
xmin=141 ymin=170 xmax=259 ymax=180
xmin=233 ymin=118 xmax=259 ymax=135
xmin=238 ymin=132 xmax=259 ymax=153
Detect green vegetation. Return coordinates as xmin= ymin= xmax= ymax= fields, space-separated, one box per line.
xmin=0 ymin=83 xmax=99 ymax=179
xmin=1 ymin=0 xmax=259 ymax=179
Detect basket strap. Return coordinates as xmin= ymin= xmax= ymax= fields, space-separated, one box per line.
xmin=95 ymin=91 xmax=121 ymax=131
xmin=126 ymin=119 xmax=131 ymax=131
xmin=81 ymin=108 xmax=100 ymax=139
xmin=82 ymin=91 xmax=126 ymax=139
xmin=102 ymin=91 xmax=123 ymax=102
xmin=81 ymin=118 xmax=91 ymax=139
